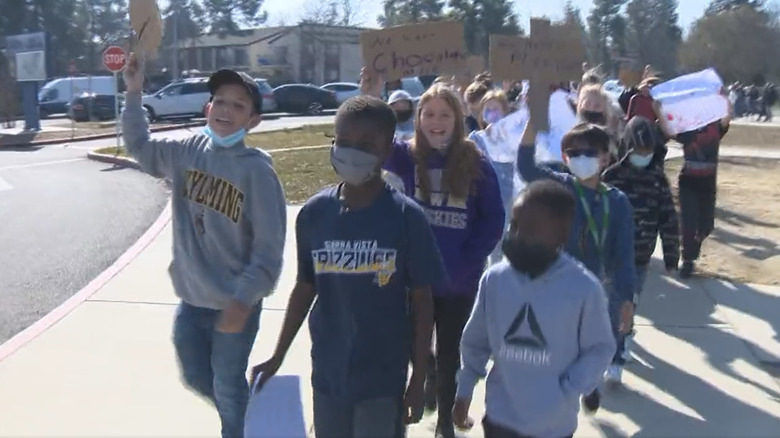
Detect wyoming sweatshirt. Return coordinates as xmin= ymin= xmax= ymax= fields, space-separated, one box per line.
xmin=122 ymin=92 xmax=287 ymax=310
xmin=457 ymin=255 xmax=615 ymax=438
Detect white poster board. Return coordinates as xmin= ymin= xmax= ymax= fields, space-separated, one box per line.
xmin=15 ymin=51 xmax=46 ymax=82
xmin=651 ymin=68 xmax=729 ymax=135
xmin=244 ymin=375 xmax=308 ymax=438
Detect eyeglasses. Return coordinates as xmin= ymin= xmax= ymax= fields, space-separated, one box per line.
xmin=564 ymin=148 xmax=600 ymax=158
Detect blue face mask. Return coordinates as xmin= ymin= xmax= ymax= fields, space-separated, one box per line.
xmin=629 ymin=152 xmax=654 ymax=168
xmin=483 ymin=109 xmax=503 ymax=126
xmin=203 ymin=126 xmax=247 ymax=148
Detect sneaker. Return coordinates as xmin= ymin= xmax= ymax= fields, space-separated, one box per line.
xmin=581 ymin=389 xmax=600 ymax=414
xmin=680 ymin=261 xmax=694 ymax=279
xmin=605 ymin=364 xmax=623 ymax=386
xmin=621 ymin=331 xmax=635 ymax=363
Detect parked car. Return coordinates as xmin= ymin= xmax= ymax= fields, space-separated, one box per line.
xmin=272 ymin=84 xmax=338 ymax=115
xmin=67 ymin=93 xmax=124 ymax=122
xmin=141 ymin=77 xmax=210 ymax=122
xmin=38 ymin=76 xmax=117 ymax=119
xmin=320 ymin=82 xmax=360 ymax=105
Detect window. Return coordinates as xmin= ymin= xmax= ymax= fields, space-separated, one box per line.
xmin=216 ymin=47 xmax=232 ymax=67
xmin=256 ymin=80 xmax=273 ymax=94
xmin=182 ymin=82 xmax=209 ymax=94
xmin=159 ymin=84 xmax=183 ymax=97
xmin=201 ymin=47 xmax=214 ymax=71
xmin=41 ymin=88 xmax=58 ymax=101
xmin=187 ymin=49 xmax=198 ymax=70
xmin=273 ymin=46 xmax=288 ymax=64
xmin=234 ymin=48 xmax=248 ymax=66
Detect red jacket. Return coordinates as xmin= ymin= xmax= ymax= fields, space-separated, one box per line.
xmin=627 ymin=93 xmax=656 ymax=122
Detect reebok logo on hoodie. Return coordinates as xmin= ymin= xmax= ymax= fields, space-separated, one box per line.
xmin=501 ymin=303 xmax=551 ymax=366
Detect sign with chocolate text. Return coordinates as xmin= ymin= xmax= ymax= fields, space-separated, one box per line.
xmin=360 ymin=22 xmax=467 ymax=82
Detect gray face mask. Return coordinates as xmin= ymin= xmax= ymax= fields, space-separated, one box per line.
xmin=330 ymin=145 xmax=380 ymax=186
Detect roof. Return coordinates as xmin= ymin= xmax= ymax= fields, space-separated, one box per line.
xmin=172 ymin=24 xmax=372 ymax=49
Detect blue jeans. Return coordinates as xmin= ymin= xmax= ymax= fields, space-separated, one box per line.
xmin=313 ymin=391 xmax=405 ymax=438
xmin=173 ymin=301 xmax=262 ymax=438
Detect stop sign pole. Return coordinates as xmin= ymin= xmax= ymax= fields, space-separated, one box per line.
xmin=103 ymin=46 xmax=127 ymax=152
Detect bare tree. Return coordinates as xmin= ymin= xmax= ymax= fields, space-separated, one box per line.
xmin=299 ymin=0 xmax=367 ymax=26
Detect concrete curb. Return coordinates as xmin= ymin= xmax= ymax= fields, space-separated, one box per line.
xmin=0 ymin=121 xmax=206 ymax=149
xmin=0 ymin=200 xmax=173 ymax=362
xmin=86 ymin=151 xmax=142 ymax=170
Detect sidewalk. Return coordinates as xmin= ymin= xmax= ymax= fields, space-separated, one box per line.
xmin=1 ymin=204 xmax=779 ymax=437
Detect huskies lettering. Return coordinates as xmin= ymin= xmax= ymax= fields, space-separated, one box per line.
xmin=183 ymin=169 xmax=245 ymax=223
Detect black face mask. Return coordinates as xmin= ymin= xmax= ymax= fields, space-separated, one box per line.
xmin=581 ymin=110 xmax=607 ymax=125
xmin=501 ymin=235 xmax=559 ymax=279
xmin=395 ymin=110 xmax=413 ymax=124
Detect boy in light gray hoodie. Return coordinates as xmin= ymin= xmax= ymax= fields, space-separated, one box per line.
xmin=453 ymin=180 xmax=615 ymax=438
xmin=122 ymin=53 xmax=286 ymax=438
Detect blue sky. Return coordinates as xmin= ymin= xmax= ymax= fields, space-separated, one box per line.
xmin=156 ymin=0 xmax=714 ymax=31
xmin=262 ymin=0 xmax=714 ymax=30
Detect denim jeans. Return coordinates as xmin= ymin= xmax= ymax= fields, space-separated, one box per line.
xmin=313 ymin=391 xmax=404 ymax=438
xmin=173 ymin=300 xmax=262 ymax=438
xmin=483 ymin=417 xmax=573 ymax=438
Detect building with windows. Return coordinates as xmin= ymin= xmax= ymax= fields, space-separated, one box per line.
xmin=165 ymin=23 xmax=366 ymax=86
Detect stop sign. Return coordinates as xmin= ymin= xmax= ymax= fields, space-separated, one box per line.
xmin=103 ymin=46 xmax=127 ymax=72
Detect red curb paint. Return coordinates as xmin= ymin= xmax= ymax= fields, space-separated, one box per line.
xmin=0 ymin=199 xmax=173 ymax=362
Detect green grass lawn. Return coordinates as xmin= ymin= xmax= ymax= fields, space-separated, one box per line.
xmin=94 ymin=125 xmax=338 ymax=204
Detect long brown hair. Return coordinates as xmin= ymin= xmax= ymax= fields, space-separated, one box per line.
xmin=411 ymin=84 xmax=483 ymax=203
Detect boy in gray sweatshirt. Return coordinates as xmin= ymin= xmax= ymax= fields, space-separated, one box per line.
xmin=122 ymin=53 xmax=286 ymax=438
xmin=454 ymin=180 xmax=615 ymax=438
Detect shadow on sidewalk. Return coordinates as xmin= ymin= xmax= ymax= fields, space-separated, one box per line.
xmin=600 ymin=257 xmax=780 ymax=435
xmin=595 ymin=341 xmax=780 ymax=437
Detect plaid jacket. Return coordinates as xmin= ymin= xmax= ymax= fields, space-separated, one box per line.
xmin=603 ymin=158 xmax=680 ymax=268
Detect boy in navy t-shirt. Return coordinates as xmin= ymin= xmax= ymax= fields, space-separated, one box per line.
xmin=251 ymin=96 xmax=446 ymax=438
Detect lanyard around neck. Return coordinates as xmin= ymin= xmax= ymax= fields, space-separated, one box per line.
xmin=572 ymin=180 xmax=610 ymax=262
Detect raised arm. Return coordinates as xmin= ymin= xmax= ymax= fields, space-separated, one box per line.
xmin=516 ymin=120 xmax=564 ymax=184
xmin=122 ymin=53 xmax=190 ymax=178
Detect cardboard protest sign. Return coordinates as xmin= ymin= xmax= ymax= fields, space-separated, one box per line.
xmin=360 ymin=22 xmax=467 ymax=82
xmin=489 ymin=18 xmax=584 ymax=131
xmin=619 ymin=69 xmax=642 ymax=87
xmin=130 ymin=0 xmax=163 ymax=59
xmin=453 ymin=55 xmax=486 ymax=88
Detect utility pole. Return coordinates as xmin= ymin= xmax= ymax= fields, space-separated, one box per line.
xmin=172 ymin=8 xmax=179 ymax=79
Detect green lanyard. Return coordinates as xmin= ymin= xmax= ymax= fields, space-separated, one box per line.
xmin=573 ymin=180 xmax=610 ymax=264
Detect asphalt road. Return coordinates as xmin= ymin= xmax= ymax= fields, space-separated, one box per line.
xmin=0 ymin=145 xmax=169 ymax=344
xmin=0 ymin=112 xmax=334 ymax=345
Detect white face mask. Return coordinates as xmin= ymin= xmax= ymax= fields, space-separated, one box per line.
xmin=567 ymin=156 xmax=601 ymax=180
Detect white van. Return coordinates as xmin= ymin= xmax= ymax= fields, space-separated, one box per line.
xmin=38 ymin=76 xmax=117 ymax=118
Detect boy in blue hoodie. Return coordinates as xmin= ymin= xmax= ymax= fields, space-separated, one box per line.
xmin=517 ymin=121 xmax=637 ymax=408
xmin=251 ymin=96 xmax=446 ymax=438
xmin=454 ymin=180 xmax=615 ymax=438
xmin=122 ymin=53 xmax=286 ymax=438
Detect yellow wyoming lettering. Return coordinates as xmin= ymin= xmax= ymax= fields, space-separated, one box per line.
xmin=183 ymin=169 xmax=245 ymax=223
xmin=311 ymin=240 xmax=398 ymax=287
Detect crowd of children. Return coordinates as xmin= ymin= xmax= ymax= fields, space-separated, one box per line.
xmin=121 ymin=49 xmax=730 ymax=438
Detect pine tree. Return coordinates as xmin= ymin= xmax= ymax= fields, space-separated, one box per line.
xmin=447 ymin=0 xmax=520 ymax=59
xmin=562 ymin=1 xmax=592 ymax=62
xmin=163 ymin=0 xmax=206 ymax=47
xmin=378 ymin=0 xmax=445 ymax=27
xmin=625 ymin=0 xmax=682 ymax=76
xmin=201 ymin=0 xmax=268 ymax=33
xmin=706 ymin=0 xmax=765 ymax=14
xmin=586 ymin=0 xmax=628 ymax=75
